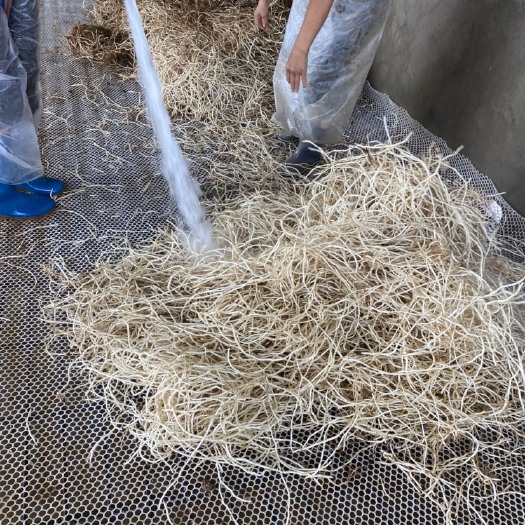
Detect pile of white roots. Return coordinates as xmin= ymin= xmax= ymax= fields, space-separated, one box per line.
xmin=49 ymin=143 xmax=525 ymax=512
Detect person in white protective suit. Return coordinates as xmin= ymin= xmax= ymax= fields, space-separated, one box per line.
xmin=255 ymin=0 xmax=391 ymax=175
xmin=0 ymin=0 xmax=64 ymax=219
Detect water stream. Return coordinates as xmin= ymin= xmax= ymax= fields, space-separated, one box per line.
xmin=124 ymin=0 xmax=214 ymax=253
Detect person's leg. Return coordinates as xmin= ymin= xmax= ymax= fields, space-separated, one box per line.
xmin=8 ymin=0 xmax=64 ymax=197
xmin=8 ymin=0 xmax=41 ymax=122
xmin=0 ymin=5 xmax=56 ymax=218
xmin=275 ymin=0 xmax=392 ymax=177
xmin=272 ymin=0 xmax=324 ymax=176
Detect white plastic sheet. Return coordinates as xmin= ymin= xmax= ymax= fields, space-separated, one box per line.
xmin=0 ymin=0 xmax=43 ymax=185
xmin=273 ymin=0 xmax=391 ymax=144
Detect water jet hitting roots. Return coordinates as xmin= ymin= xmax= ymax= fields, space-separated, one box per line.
xmin=49 ymin=143 xmax=525 ymax=518
xmin=122 ymin=0 xmax=214 ymax=251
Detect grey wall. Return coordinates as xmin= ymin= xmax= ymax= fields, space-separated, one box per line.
xmin=369 ymin=0 xmax=525 ymax=216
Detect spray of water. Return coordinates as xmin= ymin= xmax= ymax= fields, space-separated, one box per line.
xmin=124 ymin=0 xmax=214 ymax=253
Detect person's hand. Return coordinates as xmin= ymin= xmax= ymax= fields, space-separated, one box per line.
xmin=286 ymin=46 xmax=308 ymax=93
xmin=254 ymin=0 xmax=270 ymax=31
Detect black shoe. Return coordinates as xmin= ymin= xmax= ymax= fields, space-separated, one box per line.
xmin=278 ymin=129 xmax=299 ymax=143
xmin=277 ymin=141 xmax=322 ymax=177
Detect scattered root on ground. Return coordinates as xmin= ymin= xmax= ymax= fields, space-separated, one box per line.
xmin=66 ymin=0 xmax=291 ymax=194
xmin=66 ymin=24 xmax=135 ymax=72
xmin=48 ymin=142 xmax=525 ymax=519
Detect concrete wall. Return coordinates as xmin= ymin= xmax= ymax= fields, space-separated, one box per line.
xmin=369 ymin=0 xmax=525 ymax=216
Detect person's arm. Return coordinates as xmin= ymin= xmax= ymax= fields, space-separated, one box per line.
xmin=287 ymin=0 xmax=334 ymax=93
xmin=254 ymin=0 xmax=271 ymax=31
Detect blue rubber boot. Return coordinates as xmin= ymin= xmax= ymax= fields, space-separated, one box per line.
xmin=17 ymin=176 xmax=65 ymax=196
xmin=0 ymin=182 xmax=56 ymax=219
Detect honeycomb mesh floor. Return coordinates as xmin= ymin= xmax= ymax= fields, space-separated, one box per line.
xmin=0 ymin=1 xmax=524 ymax=524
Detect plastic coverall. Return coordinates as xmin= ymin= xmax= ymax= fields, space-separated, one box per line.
xmin=273 ymin=0 xmax=391 ymax=145
xmin=0 ymin=0 xmax=43 ymax=185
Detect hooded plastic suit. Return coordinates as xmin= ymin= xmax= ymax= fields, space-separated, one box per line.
xmin=273 ymin=0 xmax=391 ymax=145
xmin=0 ymin=0 xmax=43 ymax=185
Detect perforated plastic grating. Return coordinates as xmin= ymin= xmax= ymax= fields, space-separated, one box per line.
xmin=0 ymin=1 xmax=524 ymax=524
